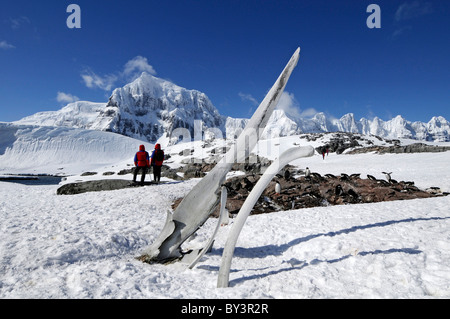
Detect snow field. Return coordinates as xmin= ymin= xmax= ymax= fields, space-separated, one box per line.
xmin=1 ymin=175 xmax=449 ymax=298
xmin=1 ymin=132 xmax=449 ymax=298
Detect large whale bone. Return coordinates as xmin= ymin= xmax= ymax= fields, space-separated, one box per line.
xmin=186 ymin=186 xmax=229 ymax=269
xmin=140 ymin=47 xmax=301 ymax=263
xmin=217 ymin=145 xmax=314 ymax=288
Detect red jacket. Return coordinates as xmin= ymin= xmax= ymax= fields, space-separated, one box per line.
xmin=134 ymin=145 xmax=150 ymax=167
xmin=150 ymin=143 xmax=164 ymax=166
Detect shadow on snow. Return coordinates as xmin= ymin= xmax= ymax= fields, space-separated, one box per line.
xmin=198 ymin=215 xmax=449 ymax=286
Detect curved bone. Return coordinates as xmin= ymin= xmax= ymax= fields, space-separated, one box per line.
xmin=188 ymin=186 xmax=228 ymax=269
xmin=217 ymin=146 xmax=314 ymax=288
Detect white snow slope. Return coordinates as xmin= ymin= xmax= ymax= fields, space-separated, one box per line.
xmin=0 ymin=129 xmax=449 ymax=299
xmin=0 ymin=122 xmax=153 ymax=176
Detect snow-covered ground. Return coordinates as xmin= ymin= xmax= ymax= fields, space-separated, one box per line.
xmin=1 ymin=143 xmax=449 ymax=298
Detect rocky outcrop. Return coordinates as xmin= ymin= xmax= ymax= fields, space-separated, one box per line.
xmin=205 ymin=171 xmax=448 ymax=216
xmin=313 ymin=132 xmax=364 ymax=155
xmin=347 ymin=143 xmax=450 ymax=155
xmin=307 ymin=132 xmax=450 ymax=155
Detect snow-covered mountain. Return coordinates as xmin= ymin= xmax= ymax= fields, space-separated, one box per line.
xmin=16 ymin=101 xmax=111 ymax=131
xmin=104 ymin=73 xmax=228 ymax=143
xmin=13 ymin=72 xmax=449 ymax=143
xmin=16 ymin=73 xmax=230 ymax=144
xmin=296 ymin=112 xmax=450 ymax=142
xmin=246 ymin=110 xmax=448 ymax=142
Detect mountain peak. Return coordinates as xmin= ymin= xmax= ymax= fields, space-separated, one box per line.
xmin=104 ymin=73 xmax=225 ymax=143
xmin=131 ymin=71 xmax=180 ymax=90
xmin=112 ymin=72 xmax=180 ymax=102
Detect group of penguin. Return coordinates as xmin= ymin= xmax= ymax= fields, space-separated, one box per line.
xmin=274 ymin=168 xmax=400 ymax=195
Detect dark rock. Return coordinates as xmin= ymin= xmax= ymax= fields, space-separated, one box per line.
xmin=118 ymin=168 xmax=134 ymax=175
xmin=57 ymin=179 xmax=135 ymax=195
xmin=161 ymin=165 xmax=183 ymax=180
xmin=347 ymin=143 xmax=450 ymax=154
xmin=80 ymin=171 xmax=97 ymax=176
xmin=190 ymin=172 xmax=448 ymax=217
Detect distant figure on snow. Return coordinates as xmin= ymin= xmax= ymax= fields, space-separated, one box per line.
xmin=133 ymin=144 xmax=150 ymax=185
xmin=151 ymin=143 xmax=165 ymax=183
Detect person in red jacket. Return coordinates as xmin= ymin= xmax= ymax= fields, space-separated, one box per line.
xmin=133 ymin=144 xmax=150 ymax=185
xmin=150 ymin=143 xmax=164 ymax=183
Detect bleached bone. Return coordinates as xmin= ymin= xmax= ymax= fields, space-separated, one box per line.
xmin=217 ymin=146 xmax=314 ymax=288
xmin=188 ymin=186 xmax=228 ymax=269
xmin=140 ymin=48 xmax=301 ymax=263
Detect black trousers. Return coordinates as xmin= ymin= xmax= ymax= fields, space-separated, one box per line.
xmin=133 ymin=166 xmax=148 ymax=184
xmin=153 ymin=165 xmax=162 ymax=182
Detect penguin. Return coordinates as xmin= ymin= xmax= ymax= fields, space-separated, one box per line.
xmin=377 ymin=179 xmax=390 ymax=186
xmin=382 ymin=172 xmax=392 ymax=182
xmin=305 ymin=167 xmax=311 ymax=178
xmin=427 ymin=186 xmax=441 ymax=194
xmin=335 ymin=184 xmax=344 ymax=196
xmin=275 ymin=181 xmax=281 ymax=195
xmin=367 ymin=174 xmax=376 ymax=181
xmin=347 ymin=188 xmax=358 ymax=198
xmin=309 ymin=192 xmax=320 ymax=199
xmin=284 ymin=169 xmax=291 ymax=181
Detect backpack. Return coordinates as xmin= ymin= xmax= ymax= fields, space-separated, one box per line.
xmin=155 ymin=150 xmax=164 ymax=162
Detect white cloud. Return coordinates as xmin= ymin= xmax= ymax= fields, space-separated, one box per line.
xmin=9 ymin=16 xmax=31 ymax=30
xmin=277 ymin=92 xmax=302 ymax=118
xmin=392 ymin=1 xmax=433 ymax=39
xmin=81 ymin=56 xmax=157 ymax=91
xmin=0 ymin=40 xmax=15 ymax=50
xmin=56 ymin=92 xmax=80 ymax=104
xmin=395 ymin=1 xmax=433 ymax=22
xmin=123 ymin=56 xmax=156 ymax=80
xmin=276 ymin=91 xmax=318 ymax=119
xmin=81 ymin=70 xmax=118 ymax=91
xmin=300 ymin=107 xmax=320 ymax=118
xmin=238 ymin=92 xmax=259 ymax=106
xmin=392 ymin=25 xmax=413 ymax=38
xmin=240 ymin=91 xmax=318 ymax=119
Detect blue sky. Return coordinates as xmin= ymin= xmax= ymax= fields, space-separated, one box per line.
xmin=1 ymin=0 xmax=449 ymax=123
